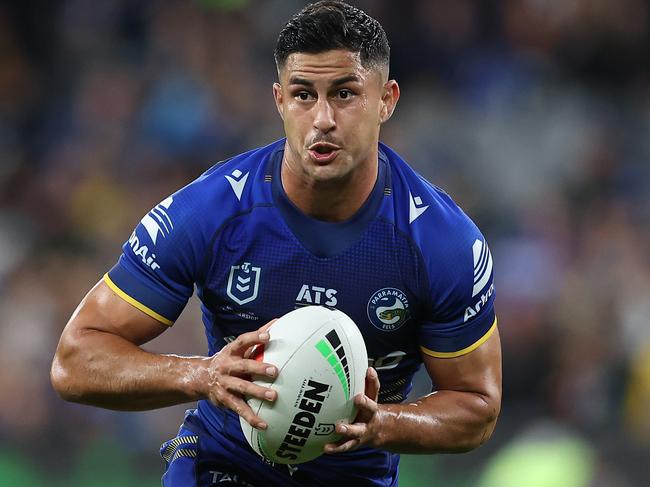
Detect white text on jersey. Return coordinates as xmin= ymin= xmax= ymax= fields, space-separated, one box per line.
xmin=128 ymin=231 xmax=161 ymax=271
xmin=296 ymin=285 xmax=338 ymax=307
xmin=464 ymin=282 xmax=494 ymax=322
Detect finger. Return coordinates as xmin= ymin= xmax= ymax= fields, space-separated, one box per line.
xmin=243 ymin=343 xmax=260 ymax=360
xmin=224 ymin=376 xmax=277 ymax=402
xmin=365 ymin=367 xmax=380 ymax=402
xmin=352 ymin=393 xmax=378 ymax=424
xmin=227 ymin=358 xmax=277 ymax=379
xmin=223 ymin=394 xmax=268 ymax=430
xmin=259 ymin=318 xmax=277 ymax=333
xmin=324 ymin=438 xmax=361 ymax=454
xmin=354 ymin=393 xmax=379 ymax=415
xmin=244 ymin=320 xmax=278 ymax=359
xmin=335 ymin=422 xmax=366 ymax=438
xmin=227 ymin=329 xmax=271 ymax=356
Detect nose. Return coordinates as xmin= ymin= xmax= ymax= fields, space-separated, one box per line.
xmin=312 ymin=98 xmax=336 ymax=133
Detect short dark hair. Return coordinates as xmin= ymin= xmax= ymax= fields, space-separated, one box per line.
xmin=274 ymin=1 xmax=390 ymax=71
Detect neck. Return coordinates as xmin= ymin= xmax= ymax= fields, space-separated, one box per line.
xmin=280 ymin=150 xmax=379 ymax=223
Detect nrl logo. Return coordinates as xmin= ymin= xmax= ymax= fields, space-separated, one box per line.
xmin=227 ymin=262 xmax=261 ymax=305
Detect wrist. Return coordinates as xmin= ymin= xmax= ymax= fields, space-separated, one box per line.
xmin=367 ymin=404 xmax=391 ymax=449
xmin=169 ymin=354 xmax=212 ymax=401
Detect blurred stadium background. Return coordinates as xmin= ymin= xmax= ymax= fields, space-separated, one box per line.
xmin=0 ymin=0 xmax=649 ymax=485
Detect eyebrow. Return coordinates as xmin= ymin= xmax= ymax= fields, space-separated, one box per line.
xmin=288 ymin=74 xmax=362 ymax=87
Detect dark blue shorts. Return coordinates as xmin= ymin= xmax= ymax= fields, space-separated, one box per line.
xmin=160 ymin=407 xmax=399 ymax=486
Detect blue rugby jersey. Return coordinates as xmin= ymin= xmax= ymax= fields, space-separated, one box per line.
xmin=105 ymin=138 xmax=496 ymax=483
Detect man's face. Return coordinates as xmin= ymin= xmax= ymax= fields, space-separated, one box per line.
xmin=273 ymin=49 xmax=398 ymax=184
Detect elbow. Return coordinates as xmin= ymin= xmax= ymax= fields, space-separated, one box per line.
xmin=449 ymin=392 xmax=501 ymax=454
xmin=468 ymin=392 xmax=502 ymax=452
xmin=50 ymin=357 xmax=77 ymax=402
xmin=50 ymin=337 xmax=86 ymax=403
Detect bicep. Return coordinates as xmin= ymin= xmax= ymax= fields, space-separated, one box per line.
xmin=62 ymin=279 xmax=170 ymax=347
xmin=422 ymin=325 xmax=502 ymax=401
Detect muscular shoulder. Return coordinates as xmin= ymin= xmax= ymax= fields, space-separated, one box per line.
xmin=108 ymin=140 xmax=282 ymax=325
xmin=381 ymin=144 xmax=493 ymax=322
xmin=382 ymin=144 xmax=481 ymax=262
xmin=168 ymin=140 xmax=280 ymax=235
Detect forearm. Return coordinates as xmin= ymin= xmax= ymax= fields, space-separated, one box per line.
xmin=51 ymin=328 xmax=210 ymax=411
xmin=372 ymin=390 xmax=499 ymax=454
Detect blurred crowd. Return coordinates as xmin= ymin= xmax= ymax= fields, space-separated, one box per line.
xmin=0 ymin=0 xmax=648 ymax=485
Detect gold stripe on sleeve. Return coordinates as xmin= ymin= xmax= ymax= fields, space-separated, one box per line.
xmin=103 ymin=273 xmax=174 ymax=326
xmin=420 ymin=317 xmax=497 ymax=359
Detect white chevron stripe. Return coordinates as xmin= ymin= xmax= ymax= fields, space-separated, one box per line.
xmin=472 ymin=249 xmax=493 ymax=297
xmin=154 ymin=205 xmax=174 ymax=229
xmin=141 ymin=214 xmax=163 ymax=244
xmin=140 ymin=197 xmax=174 ymax=245
xmin=474 ymin=245 xmax=489 ymax=282
xmin=151 ymin=209 xmax=171 ymax=233
xmin=474 ymin=243 xmax=488 ymax=279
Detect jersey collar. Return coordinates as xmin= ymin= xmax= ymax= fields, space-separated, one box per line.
xmin=268 ymin=145 xmax=389 ymax=258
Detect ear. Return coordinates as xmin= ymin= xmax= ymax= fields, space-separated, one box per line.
xmin=273 ymin=82 xmax=284 ymax=121
xmin=379 ymin=80 xmax=400 ymax=124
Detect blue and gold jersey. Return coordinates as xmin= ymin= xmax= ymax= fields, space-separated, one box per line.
xmin=105 ymin=139 xmax=496 ymax=482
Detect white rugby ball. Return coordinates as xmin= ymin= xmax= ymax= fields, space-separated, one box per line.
xmin=240 ymin=306 xmax=368 ymax=464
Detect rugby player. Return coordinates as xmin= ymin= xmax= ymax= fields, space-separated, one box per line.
xmin=51 ymin=2 xmax=502 ymax=485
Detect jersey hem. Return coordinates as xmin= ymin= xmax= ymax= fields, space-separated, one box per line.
xmin=419 ymin=317 xmax=497 ymax=358
xmin=103 ymin=273 xmax=174 ymax=326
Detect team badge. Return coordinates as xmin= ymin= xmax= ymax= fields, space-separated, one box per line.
xmin=367 ymin=288 xmax=411 ymax=331
xmin=227 ymin=262 xmax=261 ymax=305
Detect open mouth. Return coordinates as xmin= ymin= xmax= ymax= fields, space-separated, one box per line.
xmin=314 ymin=145 xmax=333 ymax=154
xmin=308 ymin=143 xmax=340 ymax=163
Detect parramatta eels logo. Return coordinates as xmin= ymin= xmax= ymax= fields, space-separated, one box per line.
xmin=367 ymin=288 xmax=411 ymax=331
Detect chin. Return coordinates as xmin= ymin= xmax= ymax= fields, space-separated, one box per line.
xmin=310 ymin=161 xmax=352 ymax=183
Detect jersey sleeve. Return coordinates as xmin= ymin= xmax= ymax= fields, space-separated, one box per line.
xmin=104 ymin=188 xmax=208 ymax=326
xmin=417 ymin=200 xmax=497 ymax=358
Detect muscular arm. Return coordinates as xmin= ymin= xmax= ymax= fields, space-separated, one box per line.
xmin=51 ymin=280 xmax=209 ymax=410
xmin=51 ymin=280 xmax=276 ymax=425
xmin=326 ymin=326 xmax=502 ymax=454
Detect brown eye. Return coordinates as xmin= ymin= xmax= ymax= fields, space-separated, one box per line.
xmin=297 ymin=92 xmax=311 ymax=101
xmin=338 ymin=89 xmax=353 ymax=99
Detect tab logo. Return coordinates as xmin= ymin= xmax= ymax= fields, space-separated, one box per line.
xmin=295 ymin=285 xmax=338 ymax=307
xmin=227 ymin=262 xmax=261 ymax=305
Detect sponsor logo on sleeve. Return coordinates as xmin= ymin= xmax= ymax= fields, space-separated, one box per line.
xmin=472 ymin=238 xmax=493 ymax=297
xmin=128 ymin=197 xmax=175 ymax=271
xmin=140 ymin=196 xmax=174 ymax=245
xmin=464 ymin=238 xmax=494 ymax=322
